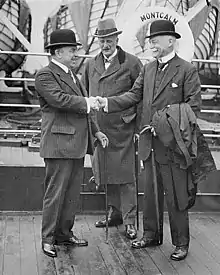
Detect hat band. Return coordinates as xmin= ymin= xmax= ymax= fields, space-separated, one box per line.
xmin=96 ymin=28 xmax=118 ymax=36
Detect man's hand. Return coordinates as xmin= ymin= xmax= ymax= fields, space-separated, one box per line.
xmin=87 ymin=96 xmax=100 ymax=110
xmin=96 ymin=96 xmax=107 ymax=108
xmin=95 ymin=131 xmax=109 ymax=148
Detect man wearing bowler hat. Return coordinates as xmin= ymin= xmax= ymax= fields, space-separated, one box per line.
xmin=96 ymin=19 xmax=202 ymax=260
xmin=35 ymin=29 xmax=108 ymax=257
xmin=82 ymin=18 xmax=142 ymax=239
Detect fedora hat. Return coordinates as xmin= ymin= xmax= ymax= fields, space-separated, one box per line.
xmin=45 ymin=29 xmax=81 ymax=49
xmin=94 ymin=18 xmax=122 ymax=38
xmin=146 ymin=19 xmax=181 ymax=39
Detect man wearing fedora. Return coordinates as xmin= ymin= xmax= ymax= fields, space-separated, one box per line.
xmin=35 ymin=29 xmax=108 ymax=258
xmin=81 ymin=18 xmax=142 ymax=239
xmin=96 ymin=19 xmax=202 ymax=260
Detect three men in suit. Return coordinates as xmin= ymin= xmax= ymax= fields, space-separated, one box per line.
xmin=35 ymin=29 xmax=108 ymax=258
xmin=96 ymin=19 xmax=202 ymax=260
xmin=81 ymin=18 xmax=142 ymax=239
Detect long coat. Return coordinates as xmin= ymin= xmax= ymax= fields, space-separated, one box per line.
xmin=107 ymin=54 xmax=214 ymax=208
xmin=35 ymin=61 xmax=99 ymax=159
xmin=81 ymin=46 xmax=142 ymax=185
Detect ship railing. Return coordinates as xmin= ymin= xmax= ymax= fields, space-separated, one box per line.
xmin=0 ymin=50 xmax=220 ymax=138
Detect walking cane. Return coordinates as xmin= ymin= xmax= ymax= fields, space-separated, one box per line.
xmin=134 ymin=134 xmax=139 ymax=230
xmin=102 ymin=146 xmax=109 ymax=243
xmin=140 ymin=125 xmax=161 ymax=243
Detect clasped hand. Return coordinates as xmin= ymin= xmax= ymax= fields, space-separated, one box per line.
xmin=88 ymin=96 xmax=106 ymax=111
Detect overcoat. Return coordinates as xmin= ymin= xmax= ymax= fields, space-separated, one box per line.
xmin=35 ymin=61 xmax=99 ymax=159
xmin=81 ymin=46 xmax=142 ymax=185
xmin=107 ymin=54 xmax=215 ymax=207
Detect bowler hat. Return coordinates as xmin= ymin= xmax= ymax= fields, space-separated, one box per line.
xmin=45 ymin=29 xmax=81 ymax=49
xmin=146 ymin=20 xmax=181 ymax=39
xmin=94 ymin=18 xmax=122 ymax=38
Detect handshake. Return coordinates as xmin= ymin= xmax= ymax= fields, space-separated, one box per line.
xmin=87 ymin=96 xmax=107 ymax=111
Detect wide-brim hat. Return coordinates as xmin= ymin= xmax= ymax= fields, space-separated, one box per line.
xmin=146 ymin=19 xmax=181 ymax=39
xmin=45 ymin=29 xmax=81 ymax=49
xmin=94 ymin=18 xmax=122 ymax=38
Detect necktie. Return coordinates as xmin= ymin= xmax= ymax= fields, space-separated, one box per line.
xmin=158 ymin=61 xmax=168 ymax=71
xmin=104 ymin=57 xmax=112 ymax=69
xmin=68 ymin=69 xmax=76 ymax=83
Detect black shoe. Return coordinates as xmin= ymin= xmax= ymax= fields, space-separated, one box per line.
xmin=95 ymin=206 xmax=123 ymax=228
xmin=132 ymin=236 xmax=162 ymax=249
xmin=95 ymin=217 xmax=123 ymax=228
xmin=125 ymin=224 xmax=137 ymax=240
xmin=42 ymin=243 xmax=57 ymax=258
xmin=55 ymin=235 xmax=88 ymax=247
xmin=170 ymin=245 xmax=188 ymax=261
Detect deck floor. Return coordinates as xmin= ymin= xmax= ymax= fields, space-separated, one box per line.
xmin=1 ymin=213 xmax=220 ymax=275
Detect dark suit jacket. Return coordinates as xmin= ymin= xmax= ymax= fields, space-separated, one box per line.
xmin=108 ymin=55 xmax=202 ymax=161
xmin=35 ymin=61 xmax=99 ymax=159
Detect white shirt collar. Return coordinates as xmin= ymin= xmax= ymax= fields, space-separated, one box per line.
xmin=159 ymin=51 xmax=175 ymax=63
xmin=103 ymin=48 xmax=117 ymax=62
xmin=51 ymin=58 xmax=69 ymax=73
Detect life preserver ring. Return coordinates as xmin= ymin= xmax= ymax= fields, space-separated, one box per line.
xmin=118 ymin=7 xmax=194 ymax=62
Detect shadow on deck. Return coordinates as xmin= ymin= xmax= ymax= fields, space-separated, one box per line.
xmin=1 ymin=213 xmax=220 ymax=275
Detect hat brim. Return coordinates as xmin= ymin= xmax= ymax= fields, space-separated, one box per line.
xmin=146 ymin=31 xmax=181 ymax=39
xmin=94 ymin=30 xmax=122 ymax=38
xmin=45 ymin=42 xmax=82 ymax=49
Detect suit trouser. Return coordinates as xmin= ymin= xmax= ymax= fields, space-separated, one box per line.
xmin=107 ymin=183 xmax=137 ymax=225
xmin=42 ymin=158 xmax=84 ymax=244
xmin=142 ymin=158 xmax=189 ymax=247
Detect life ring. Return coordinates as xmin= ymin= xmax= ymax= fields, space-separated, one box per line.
xmin=118 ymin=7 xmax=195 ymax=63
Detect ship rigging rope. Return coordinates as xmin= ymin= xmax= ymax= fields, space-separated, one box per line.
xmin=4 ymin=108 xmax=41 ymax=126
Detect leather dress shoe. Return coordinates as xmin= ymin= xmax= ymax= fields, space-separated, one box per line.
xmin=95 ymin=206 xmax=123 ymax=228
xmin=42 ymin=243 xmax=57 ymax=258
xmin=95 ymin=217 xmax=123 ymax=228
xmin=132 ymin=236 xmax=162 ymax=249
xmin=125 ymin=224 xmax=137 ymax=240
xmin=55 ymin=235 xmax=88 ymax=246
xmin=170 ymin=245 xmax=188 ymax=261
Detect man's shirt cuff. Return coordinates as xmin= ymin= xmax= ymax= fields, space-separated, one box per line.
xmin=85 ymin=97 xmax=90 ymax=113
xmin=103 ymin=98 xmax=108 ymax=112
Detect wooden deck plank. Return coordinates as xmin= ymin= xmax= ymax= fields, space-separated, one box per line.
xmin=84 ymin=215 xmax=127 ymax=275
xmin=129 ymin=218 xmax=177 ymax=275
xmin=192 ymin=214 xmax=220 ymax=247
xmin=101 ymin=225 xmax=145 ymax=275
xmin=187 ymin=215 xmax=220 ymax=275
xmin=163 ymin=216 xmax=212 ymax=275
xmin=110 ymin=222 xmax=162 ymax=275
xmin=3 ymin=216 xmax=21 ymax=275
xmin=1 ymin=213 xmax=220 ymax=274
xmin=0 ymin=216 xmax=6 ymax=274
xmin=33 ymin=215 xmax=57 ymax=275
xmin=20 ymin=216 xmax=38 ymax=275
xmin=68 ymin=215 xmax=109 ymax=275
xmin=157 ymin=230 xmax=194 ymax=275
xmin=54 ymin=246 xmax=76 ymax=275
xmin=189 ymin=217 xmax=220 ymax=267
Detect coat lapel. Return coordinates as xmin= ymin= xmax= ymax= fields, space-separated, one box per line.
xmin=153 ymin=56 xmax=180 ymax=101
xmin=49 ymin=62 xmax=83 ymax=96
xmin=74 ymin=72 xmax=88 ymax=97
xmin=94 ymin=53 xmax=105 ymax=76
